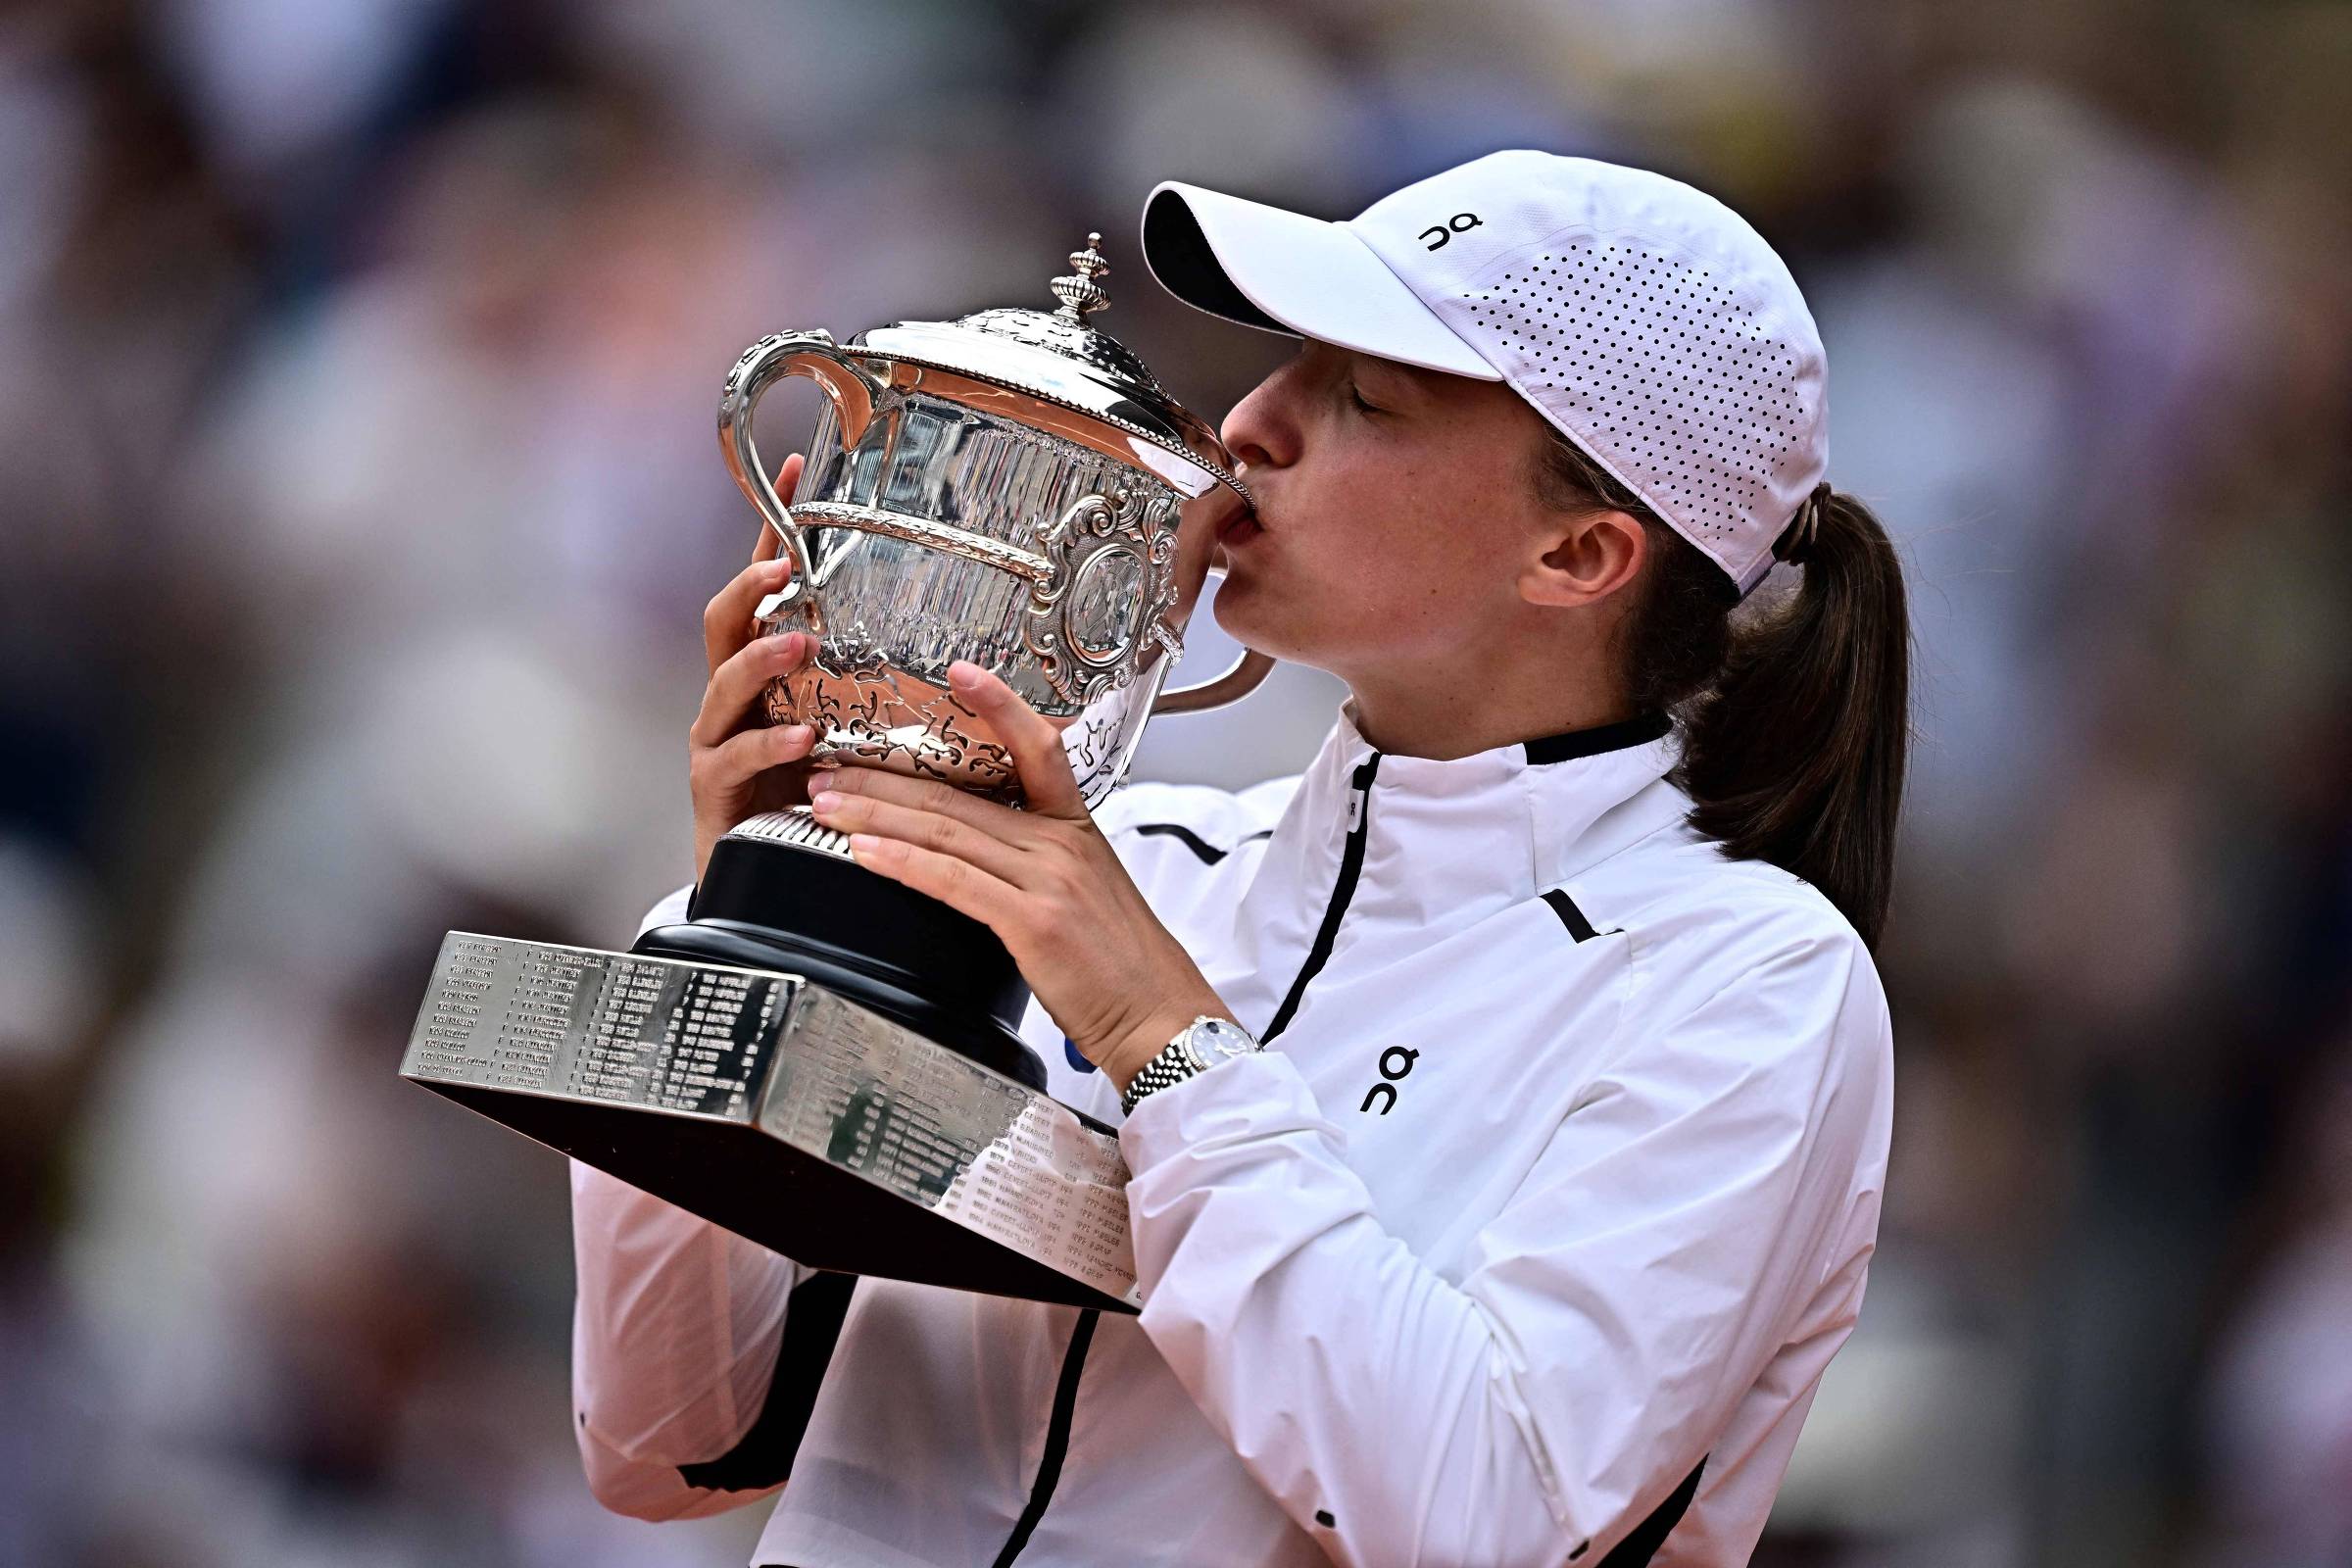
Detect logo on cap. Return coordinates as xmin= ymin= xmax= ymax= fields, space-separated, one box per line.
xmin=1419 ymin=212 xmax=1483 ymax=251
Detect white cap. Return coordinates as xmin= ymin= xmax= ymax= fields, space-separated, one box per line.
xmin=1139 ymin=149 xmax=1829 ymax=597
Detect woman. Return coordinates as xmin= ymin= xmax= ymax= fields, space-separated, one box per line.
xmin=571 ymin=150 xmax=1907 ymax=1567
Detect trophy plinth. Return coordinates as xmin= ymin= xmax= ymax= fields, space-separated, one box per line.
xmin=401 ymin=932 xmax=1138 ymax=1311
xmin=404 ymin=234 xmax=1271 ymax=1308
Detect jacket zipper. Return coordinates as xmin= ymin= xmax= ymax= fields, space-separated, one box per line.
xmin=1262 ymin=753 xmax=1382 ymax=1044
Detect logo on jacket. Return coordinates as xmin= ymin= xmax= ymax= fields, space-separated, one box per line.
xmin=1359 ymin=1046 xmax=1418 ymax=1115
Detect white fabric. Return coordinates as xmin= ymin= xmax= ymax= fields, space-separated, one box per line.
xmin=1141 ymin=152 xmax=1830 ymax=595
xmin=1140 ymin=180 xmax=1500 ymax=382
xmin=571 ymin=710 xmax=1892 ymax=1566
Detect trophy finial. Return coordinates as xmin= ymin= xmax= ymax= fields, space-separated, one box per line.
xmin=1050 ymin=232 xmax=1111 ymax=322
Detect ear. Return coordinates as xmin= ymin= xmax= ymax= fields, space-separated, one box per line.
xmin=1522 ymin=509 xmax=1646 ymax=608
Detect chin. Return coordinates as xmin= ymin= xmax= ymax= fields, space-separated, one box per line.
xmin=1207 ymin=580 xmax=1316 ymax=668
xmin=1205 ymin=577 xmax=1270 ymax=649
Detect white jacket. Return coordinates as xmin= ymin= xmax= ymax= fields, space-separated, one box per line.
xmin=570 ymin=707 xmax=1893 ymax=1567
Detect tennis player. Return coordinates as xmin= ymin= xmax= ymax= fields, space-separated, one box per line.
xmin=572 ymin=149 xmax=1909 ymax=1567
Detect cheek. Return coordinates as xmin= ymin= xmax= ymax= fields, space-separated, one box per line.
xmin=1303 ymin=473 xmax=1475 ymax=607
xmin=1245 ymin=517 xmax=1473 ymax=660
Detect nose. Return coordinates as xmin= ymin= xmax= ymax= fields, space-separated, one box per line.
xmin=1219 ymin=357 xmax=1302 ymax=474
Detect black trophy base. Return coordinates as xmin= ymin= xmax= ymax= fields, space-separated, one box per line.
xmin=643 ymin=823 xmax=1048 ymax=1094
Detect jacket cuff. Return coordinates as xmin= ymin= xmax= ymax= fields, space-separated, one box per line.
xmin=1117 ymin=1050 xmax=1328 ymax=1176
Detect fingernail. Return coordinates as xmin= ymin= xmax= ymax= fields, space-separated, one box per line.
xmin=781 ymin=724 xmax=812 ymax=743
xmin=849 ymin=833 xmax=880 ymax=855
xmin=808 ymin=768 xmax=836 ymax=792
xmin=947 ymin=661 xmax=982 ymax=689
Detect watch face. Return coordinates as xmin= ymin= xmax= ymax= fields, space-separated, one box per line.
xmin=1191 ymin=1018 xmax=1257 ymax=1063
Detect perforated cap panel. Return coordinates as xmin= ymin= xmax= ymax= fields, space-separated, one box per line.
xmin=1456 ymin=234 xmax=1817 ymax=566
xmin=1350 ymin=154 xmax=1830 ymax=594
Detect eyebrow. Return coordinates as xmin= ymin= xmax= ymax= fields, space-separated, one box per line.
xmin=1351 ymin=355 xmax=1429 ymax=404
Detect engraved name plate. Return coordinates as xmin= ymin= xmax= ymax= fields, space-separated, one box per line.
xmin=402 ymin=931 xmax=1141 ymax=1311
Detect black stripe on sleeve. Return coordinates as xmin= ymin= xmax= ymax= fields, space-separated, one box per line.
xmin=1542 ymin=887 xmax=1608 ymax=943
xmin=674 ymin=1272 xmax=856 ymax=1494
xmin=990 ymin=1309 xmax=1100 ymax=1566
xmin=1130 ymin=822 xmax=1271 ymax=865
xmin=1595 ymin=1455 xmax=1707 ymax=1567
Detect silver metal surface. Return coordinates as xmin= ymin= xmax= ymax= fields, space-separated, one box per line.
xmin=856 ymin=228 xmax=1250 ymax=505
xmin=403 ymin=931 xmax=1141 ymax=1308
xmin=717 ymin=234 xmax=1275 ymax=808
xmin=1023 ymin=485 xmax=1179 ymax=707
xmin=724 ymin=807 xmax=856 ymax=860
xmin=788 ymin=500 xmax=1055 ymax=583
xmin=1047 ymin=231 xmax=1113 ymax=322
xmin=1121 ymin=1016 xmax=1261 ymax=1115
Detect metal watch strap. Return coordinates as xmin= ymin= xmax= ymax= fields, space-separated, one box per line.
xmin=1120 ymin=1015 xmax=1257 ymax=1115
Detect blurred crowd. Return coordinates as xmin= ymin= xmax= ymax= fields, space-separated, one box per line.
xmin=3 ymin=1 xmax=2349 ymax=1564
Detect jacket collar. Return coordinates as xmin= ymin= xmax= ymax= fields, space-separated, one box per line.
xmin=1270 ymin=701 xmax=1690 ymax=915
xmin=1519 ymin=710 xmax=1673 ymax=765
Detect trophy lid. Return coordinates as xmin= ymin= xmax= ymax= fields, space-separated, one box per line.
xmin=850 ymin=234 xmax=1251 ymax=505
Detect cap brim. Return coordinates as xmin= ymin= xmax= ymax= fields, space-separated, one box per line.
xmin=1139 ymin=182 xmax=1501 ymax=382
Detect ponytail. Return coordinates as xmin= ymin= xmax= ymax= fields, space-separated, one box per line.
xmin=1676 ymin=492 xmax=1910 ymax=947
xmin=1533 ymin=430 xmax=1913 ymax=948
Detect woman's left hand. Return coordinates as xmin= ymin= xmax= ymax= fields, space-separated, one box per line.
xmin=807 ymin=661 xmax=1233 ymax=1092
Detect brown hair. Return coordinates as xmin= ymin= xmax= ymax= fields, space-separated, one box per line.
xmin=1533 ymin=428 xmax=1913 ymax=948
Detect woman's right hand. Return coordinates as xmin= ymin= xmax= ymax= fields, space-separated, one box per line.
xmin=691 ymin=453 xmax=820 ymax=883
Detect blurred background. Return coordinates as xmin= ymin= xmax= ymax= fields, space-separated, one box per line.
xmin=3 ymin=0 xmax=2348 ymax=1563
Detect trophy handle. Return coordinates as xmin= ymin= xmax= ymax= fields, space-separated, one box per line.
xmin=1149 ymin=567 xmax=1277 ymax=714
xmin=717 ymin=329 xmax=882 ymax=617
xmin=1152 ymin=647 xmax=1275 ymax=714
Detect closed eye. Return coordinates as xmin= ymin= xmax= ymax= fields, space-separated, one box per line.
xmin=1347 ymin=381 xmax=1384 ymax=416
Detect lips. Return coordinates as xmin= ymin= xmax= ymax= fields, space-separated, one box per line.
xmin=1216 ymin=509 xmax=1264 ymax=549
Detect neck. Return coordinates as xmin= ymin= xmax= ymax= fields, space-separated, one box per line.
xmin=1340 ymin=637 xmax=1639 ymax=760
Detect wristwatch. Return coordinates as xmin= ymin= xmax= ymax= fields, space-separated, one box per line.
xmin=1120 ymin=1015 xmax=1262 ymax=1115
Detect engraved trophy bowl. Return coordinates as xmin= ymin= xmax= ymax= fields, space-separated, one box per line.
xmin=401 ymin=236 xmax=1268 ymax=1313
xmin=720 ymin=231 xmax=1268 ymax=808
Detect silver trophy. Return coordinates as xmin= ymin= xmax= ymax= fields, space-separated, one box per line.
xmin=402 ymin=236 xmax=1266 ymax=1311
